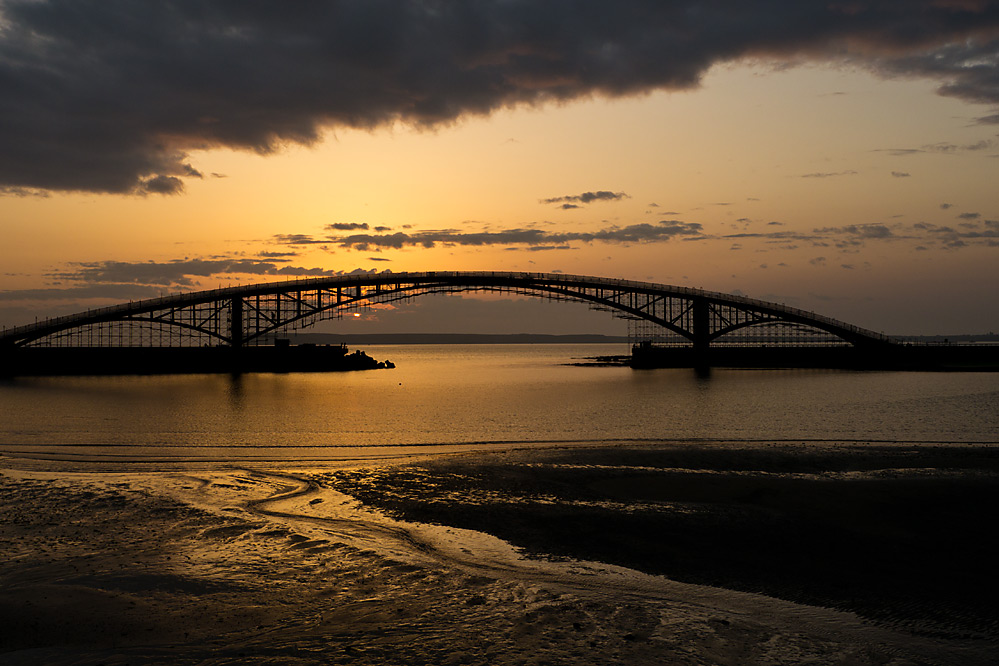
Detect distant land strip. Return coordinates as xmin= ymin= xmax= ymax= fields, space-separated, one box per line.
xmin=286 ymin=333 xmax=631 ymax=345
xmin=286 ymin=333 xmax=998 ymax=345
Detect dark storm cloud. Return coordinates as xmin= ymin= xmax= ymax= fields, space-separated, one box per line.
xmin=541 ymin=191 xmax=629 ymax=206
xmin=869 ymin=37 xmax=999 ymax=123
xmin=3 ymin=1 xmax=999 ymax=195
xmin=322 ymin=220 xmax=704 ymax=251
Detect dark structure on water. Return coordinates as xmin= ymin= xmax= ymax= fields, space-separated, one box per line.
xmin=1 ymin=271 xmax=995 ymax=374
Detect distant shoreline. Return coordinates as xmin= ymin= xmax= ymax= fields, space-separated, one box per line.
xmin=287 ymin=332 xmax=631 ymax=345
xmin=285 ymin=332 xmax=999 ymax=345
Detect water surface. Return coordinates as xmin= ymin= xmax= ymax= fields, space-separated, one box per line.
xmin=1 ymin=344 xmax=996 ymax=462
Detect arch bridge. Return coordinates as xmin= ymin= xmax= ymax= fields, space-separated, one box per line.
xmin=1 ymin=271 xmax=895 ymax=350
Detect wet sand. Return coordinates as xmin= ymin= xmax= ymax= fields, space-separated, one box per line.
xmin=2 ymin=441 xmax=998 ymax=664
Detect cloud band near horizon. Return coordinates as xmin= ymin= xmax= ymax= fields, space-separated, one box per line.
xmin=1 ymin=0 xmax=999 ymax=195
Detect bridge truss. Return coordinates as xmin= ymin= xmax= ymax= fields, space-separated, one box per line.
xmin=0 ymin=271 xmax=895 ymax=350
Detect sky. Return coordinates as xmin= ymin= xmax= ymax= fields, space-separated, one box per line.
xmin=2 ymin=1 xmax=999 ymax=336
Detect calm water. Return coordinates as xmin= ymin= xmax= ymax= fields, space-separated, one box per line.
xmin=1 ymin=344 xmax=997 ymax=462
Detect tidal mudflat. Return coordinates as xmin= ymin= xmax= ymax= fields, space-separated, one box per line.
xmin=2 ymin=441 xmax=997 ymax=665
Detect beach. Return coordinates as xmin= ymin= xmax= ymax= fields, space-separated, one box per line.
xmin=2 ymin=441 xmax=998 ymax=665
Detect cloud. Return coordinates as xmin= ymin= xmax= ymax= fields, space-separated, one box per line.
xmin=0 ymin=185 xmax=50 ymax=198
xmin=0 ymin=283 xmax=163 ymax=302
xmin=877 ymin=139 xmax=999 ymax=156
xmin=327 ymin=222 xmax=370 ymax=231
xmin=315 ymin=220 xmax=704 ymax=251
xmin=138 ymin=175 xmax=184 ymax=196
xmin=815 ymin=224 xmax=895 ymax=239
xmin=891 ymin=171 xmax=911 ymax=177
xmin=800 ymin=170 xmax=859 ymax=178
xmin=273 ymin=234 xmax=327 ymax=245
xmin=51 ymin=258 xmax=342 ymax=288
xmin=958 ymin=212 xmax=981 ymax=219
xmin=4 ymin=1 xmax=999 ymax=194
xmin=869 ymin=38 xmax=999 ymax=123
xmin=257 ymin=251 xmax=299 ymax=259
xmin=541 ymin=191 xmax=629 ymax=205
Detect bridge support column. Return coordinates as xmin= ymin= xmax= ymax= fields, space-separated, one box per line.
xmin=230 ymin=298 xmax=244 ymax=348
xmin=691 ymin=299 xmax=711 ymax=368
xmin=691 ymin=299 xmax=710 ymax=351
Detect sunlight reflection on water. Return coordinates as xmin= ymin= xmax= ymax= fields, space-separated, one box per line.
xmin=1 ymin=344 xmax=997 ymax=460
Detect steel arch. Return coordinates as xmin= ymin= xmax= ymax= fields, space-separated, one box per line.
xmin=0 ymin=271 xmax=896 ymax=349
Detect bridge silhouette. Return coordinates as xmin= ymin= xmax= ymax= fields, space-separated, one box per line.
xmin=3 ymin=271 xmax=940 ymax=373
xmin=2 ymin=271 xmax=893 ymax=350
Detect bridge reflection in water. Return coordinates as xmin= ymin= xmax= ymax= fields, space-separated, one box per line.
xmin=0 ymin=271 xmax=993 ymax=373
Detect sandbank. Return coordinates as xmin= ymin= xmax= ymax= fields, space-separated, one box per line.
xmin=1 ymin=440 xmax=997 ymax=665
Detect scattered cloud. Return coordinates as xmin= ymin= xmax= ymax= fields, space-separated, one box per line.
xmin=891 ymin=171 xmax=911 ymax=178
xmin=257 ymin=251 xmax=299 ymax=260
xmin=4 ymin=2 xmax=999 ymax=194
xmin=320 ymin=220 xmax=704 ymax=251
xmin=327 ymin=222 xmax=370 ymax=231
xmin=541 ymin=191 xmax=629 ymax=206
xmin=878 ymin=139 xmax=999 ymax=156
xmin=49 ymin=258 xmax=343 ymax=288
xmin=800 ymin=170 xmax=859 ymax=179
xmin=958 ymin=212 xmax=981 ymax=219
xmin=0 ymin=284 xmax=163 ymax=302
xmin=273 ymin=234 xmax=327 ymax=245
xmin=815 ymin=224 xmax=895 ymax=240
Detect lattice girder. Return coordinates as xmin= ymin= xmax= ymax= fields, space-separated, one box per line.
xmin=0 ymin=272 xmax=896 ymax=349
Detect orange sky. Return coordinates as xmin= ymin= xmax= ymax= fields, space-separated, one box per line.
xmin=2 ymin=7 xmax=998 ymax=335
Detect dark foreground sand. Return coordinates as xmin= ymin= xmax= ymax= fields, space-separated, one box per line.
xmin=1 ymin=441 xmax=997 ymax=665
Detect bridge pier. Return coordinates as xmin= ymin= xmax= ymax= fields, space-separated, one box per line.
xmin=230 ymin=298 xmax=243 ymax=348
xmin=691 ymin=299 xmax=711 ymax=366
